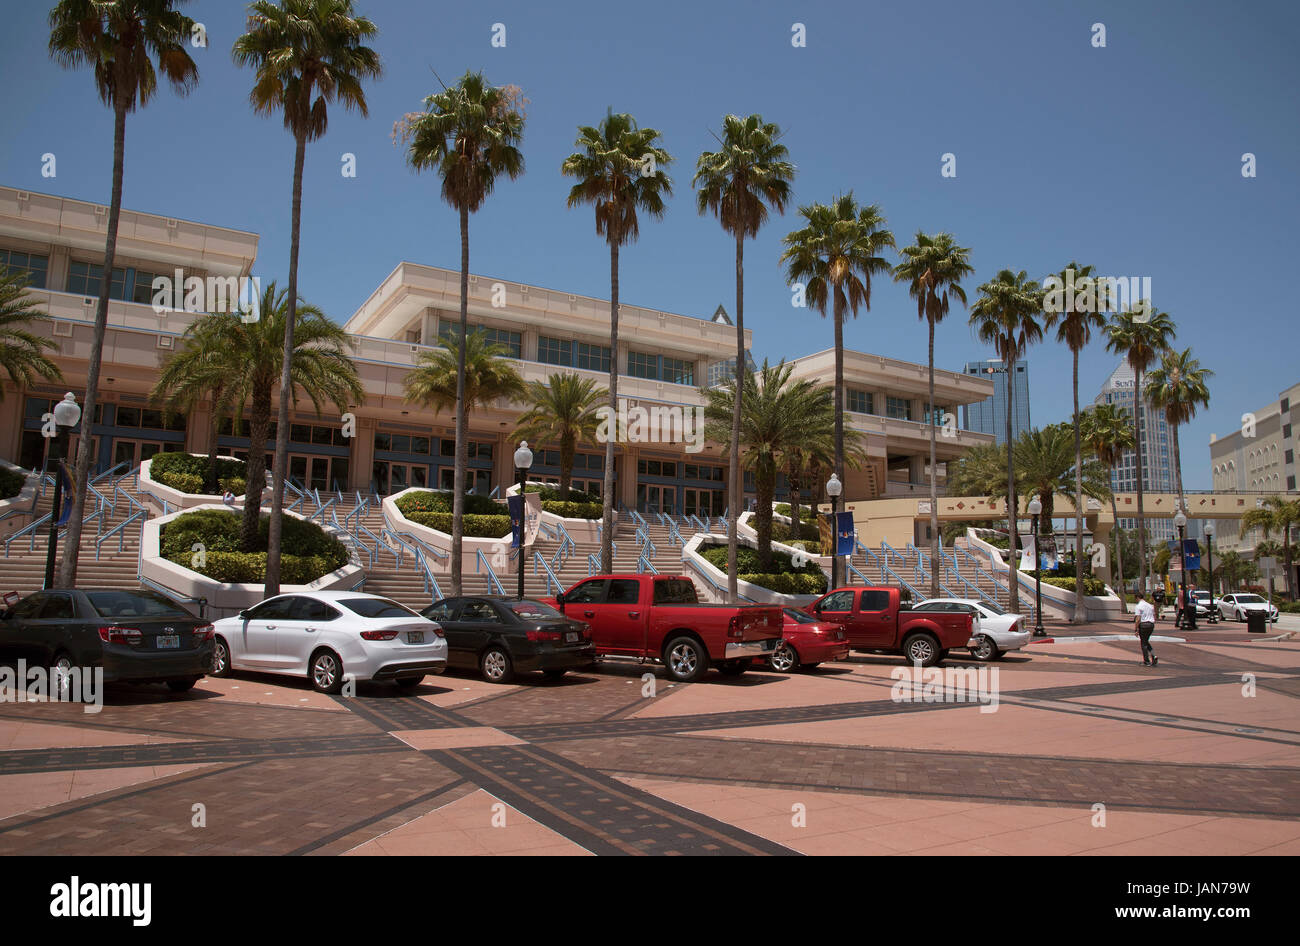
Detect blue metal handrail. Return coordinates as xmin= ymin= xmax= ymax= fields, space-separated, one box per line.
xmin=345 ymin=494 xmax=369 ymax=532
xmin=636 ymin=551 xmax=659 ymax=575
xmin=475 ymin=549 xmax=505 ymax=595
xmin=308 ymin=496 xmax=337 ymax=526
xmin=553 ymin=521 xmax=577 ymax=563
xmin=532 ymin=551 xmax=563 ymax=596
xmin=587 ymin=552 xmax=601 ymax=576
xmin=96 ymin=508 xmax=145 ymax=560
xmin=357 ymin=522 xmax=398 ymax=565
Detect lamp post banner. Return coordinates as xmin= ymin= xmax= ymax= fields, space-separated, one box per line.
xmin=835 ymin=511 xmax=855 ymax=557
xmin=55 ymin=461 xmax=73 ymax=527
xmin=507 ymin=491 xmax=543 ymax=550
xmin=1019 ymin=534 xmax=1037 ymax=572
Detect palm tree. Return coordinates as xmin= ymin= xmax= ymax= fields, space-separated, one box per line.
xmin=1082 ymin=403 xmax=1136 ymax=609
xmin=893 ymin=232 xmax=974 ymax=595
xmin=694 ymin=113 xmax=795 ymax=601
xmin=1241 ymin=497 xmax=1300 ymax=600
xmin=947 ymin=442 xmax=1011 ymax=507
xmin=513 ymin=373 xmax=606 ymax=498
xmin=1044 ymin=263 xmax=1111 ymax=622
xmin=398 ymin=70 xmax=524 ymax=595
xmin=702 ymin=361 xmax=851 ymax=569
xmin=969 ymin=269 xmax=1045 ymax=610
xmin=562 ymin=110 xmax=673 ymax=572
xmin=1013 ymin=423 xmax=1112 ymax=536
xmin=1213 ymin=549 xmax=1257 ymax=593
xmin=1145 ymin=347 xmax=1213 ymax=514
xmin=1104 ymin=300 xmax=1177 ymax=596
xmin=232 ymin=0 xmax=381 ymax=596
xmin=404 ymin=332 xmax=527 ymax=482
xmin=166 ymin=282 xmax=363 ymax=551
xmin=150 ymin=317 xmax=239 ymax=493
xmin=0 ymin=269 xmax=62 ymax=396
xmin=781 ymin=195 xmax=894 ymax=580
xmin=49 ymin=0 xmax=199 ymax=587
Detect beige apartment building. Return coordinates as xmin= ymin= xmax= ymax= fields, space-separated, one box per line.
xmin=0 ymin=184 xmax=995 ymax=515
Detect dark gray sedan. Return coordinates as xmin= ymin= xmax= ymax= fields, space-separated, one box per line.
xmin=420 ymin=596 xmax=594 ymax=683
xmin=0 ymin=588 xmax=214 ymax=694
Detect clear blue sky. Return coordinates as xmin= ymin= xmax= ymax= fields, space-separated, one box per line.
xmin=3 ymin=0 xmax=1296 ymax=490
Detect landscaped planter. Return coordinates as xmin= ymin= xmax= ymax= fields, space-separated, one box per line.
xmin=506 ymin=480 xmax=616 ymax=543
xmin=681 ymin=531 xmax=826 ymax=607
xmin=965 ymin=529 xmax=1123 ymax=621
xmin=139 ymin=455 xmax=248 ymax=512
xmin=139 ymin=504 xmax=364 ymax=620
xmin=0 ymin=460 xmax=40 ymax=541
xmin=383 ymin=487 xmax=516 ymax=577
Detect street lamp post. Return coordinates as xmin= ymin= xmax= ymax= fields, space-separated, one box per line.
xmin=1174 ymin=507 xmax=1195 ymax=630
xmin=826 ymin=473 xmax=842 ymax=589
xmin=1028 ymin=495 xmax=1045 ymax=636
xmin=1205 ymin=522 xmax=1216 ymax=623
xmin=44 ymin=393 xmax=82 ymax=590
xmin=514 ymin=441 xmax=533 ymax=599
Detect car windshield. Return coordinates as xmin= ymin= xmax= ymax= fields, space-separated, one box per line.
xmin=1236 ymin=595 xmax=1265 ymax=604
xmin=340 ymin=597 xmax=422 ymax=619
xmin=783 ymin=608 xmax=819 ymax=624
xmin=509 ymin=600 xmax=563 ymax=619
xmin=86 ymin=590 xmax=188 ymax=618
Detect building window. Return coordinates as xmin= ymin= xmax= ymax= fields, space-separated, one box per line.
xmin=924 ymin=402 xmax=950 ymax=425
xmin=0 ymin=250 xmax=49 ymax=289
xmin=886 ymin=396 xmax=912 ymax=420
xmin=576 ymin=342 xmax=610 ymax=374
xmin=131 ymin=270 xmax=170 ymax=306
xmin=662 ymin=356 xmax=694 ymax=386
xmin=847 ymin=389 xmax=872 ymax=414
xmin=637 ymin=459 xmax=677 ymax=478
xmin=1286 ymin=449 xmax=1294 ymax=465
xmin=437 ymin=321 xmax=521 ymax=358
xmin=627 ymin=351 xmax=658 ymax=380
xmin=68 ymin=260 xmax=127 ymax=300
xmin=538 ymin=336 xmax=572 ymax=367
xmin=405 ymin=328 xmax=422 ymax=345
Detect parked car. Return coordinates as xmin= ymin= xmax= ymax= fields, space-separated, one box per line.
xmin=803 ymin=586 xmax=974 ymax=667
xmin=0 ymin=588 xmax=214 ymax=694
xmin=761 ymin=607 xmax=851 ymax=672
xmin=550 ymin=574 xmax=783 ymax=682
xmin=210 ymin=591 xmax=447 ymax=693
xmin=1216 ymin=593 xmax=1280 ymax=624
xmin=420 ymin=596 xmax=595 ymax=683
xmin=910 ymin=598 xmax=1029 ymax=661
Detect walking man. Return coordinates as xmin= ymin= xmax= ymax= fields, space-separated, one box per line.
xmin=1133 ymin=590 xmax=1158 ymax=667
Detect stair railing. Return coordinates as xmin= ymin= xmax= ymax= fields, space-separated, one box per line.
xmin=475 ymin=549 xmax=506 ymax=595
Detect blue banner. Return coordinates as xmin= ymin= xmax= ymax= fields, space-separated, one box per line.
xmin=835 ymin=511 xmax=855 ymax=557
xmin=508 ymin=494 xmax=524 ymax=549
xmin=1183 ymin=538 xmax=1200 ymax=571
xmin=55 ymin=462 xmax=73 ymax=527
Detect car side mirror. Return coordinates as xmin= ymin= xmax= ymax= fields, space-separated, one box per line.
xmin=555 ymin=592 xmax=565 ymax=608
xmin=239 ymin=610 xmax=250 ymax=620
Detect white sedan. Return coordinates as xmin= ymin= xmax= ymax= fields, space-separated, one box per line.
xmin=211 ymin=591 xmax=448 ymax=693
xmin=912 ymin=598 xmax=1031 ymax=661
xmin=1216 ymin=593 xmax=1280 ymax=624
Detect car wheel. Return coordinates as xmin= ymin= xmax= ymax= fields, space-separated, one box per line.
xmin=166 ymin=678 xmax=197 ymax=693
xmin=50 ymin=651 xmax=75 ymax=700
xmin=969 ymin=635 xmax=997 ymax=661
xmin=769 ymin=641 xmax=800 ymax=673
xmin=717 ymin=658 xmax=753 ymax=677
xmin=395 ymin=676 xmax=424 ymax=689
xmin=211 ymin=636 xmax=232 ymax=677
xmin=542 ymin=669 xmax=567 ymax=681
xmin=663 ymin=635 xmax=709 ymax=683
xmin=480 ymin=646 xmax=515 ymax=684
xmin=309 ymin=649 xmax=345 ymax=695
xmin=902 ymin=633 xmax=941 ymax=668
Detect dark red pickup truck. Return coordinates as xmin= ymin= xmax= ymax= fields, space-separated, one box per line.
xmin=552 ymin=574 xmax=783 ymax=682
xmin=805 ymin=586 xmax=973 ymax=666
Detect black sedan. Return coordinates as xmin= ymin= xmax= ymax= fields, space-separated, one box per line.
xmin=420 ymin=596 xmax=594 ymax=684
xmin=0 ymin=588 xmax=215 ymax=694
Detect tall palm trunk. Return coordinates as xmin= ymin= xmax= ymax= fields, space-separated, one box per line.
xmin=1005 ymin=354 xmax=1019 ymax=611
xmin=1134 ymin=365 xmax=1147 ymax=595
xmin=265 ymin=132 xmax=307 ymax=597
xmin=727 ymin=229 xmax=744 ymax=602
xmin=242 ymin=397 xmax=272 ymax=549
xmin=601 ymin=241 xmax=619 ymax=574
xmin=927 ymin=316 xmax=938 ymax=597
xmin=58 ymin=101 xmax=127 ymax=588
xmin=832 ymin=294 xmax=845 ymax=585
xmin=1109 ymin=493 xmax=1128 ymax=613
xmin=559 ymin=436 xmax=574 ymax=498
xmin=755 ymin=460 xmax=774 ymax=570
xmin=1072 ymin=350 xmax=1085 ymax=623
xmin=451 ymin=203 xmax=470 ymax=595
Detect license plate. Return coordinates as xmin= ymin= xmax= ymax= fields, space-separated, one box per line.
xmin=156 ymin=635 xmax=179 ymax=649
xmin=406 ymin=631 xmax=424 ymax=644
xmin=565 ymin=631 xmax=579 ymax=643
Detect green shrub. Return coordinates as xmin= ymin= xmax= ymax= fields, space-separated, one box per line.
xmin=0 ymin=466 xmax=28 ymax=500
xmin=736 ymin=572 xmax=828 ymax=595
xmin=698 ymin=543 xmax=825 ymax=597
xmin=540 ymin=500 xmax=603 ymax=519
xmin=1026 ymin=572 xmax=1108 ymax=596
xmin=159 ymin=508 xmax=347 ymax=583
xmin=402 ymin=511 xmax=512 ymax=538
xmin=149 ymin=451 xmax=245 ymax=488
xmin=1275 ymin=600 xmax=1300 ymax=614
xmin=157 ymin=471 xmax=204 ymax=494
xmin=524 ymin=484 xmax=600 ymax=504
xmin=395 ymin=489 xmax=501 ymax=517
xmin=771 ymin=521 xmax=821 ymax=544
xmin=219 ymin=476 xmax=246 ymax=495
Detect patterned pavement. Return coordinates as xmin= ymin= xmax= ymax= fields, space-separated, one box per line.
xmin=1 ymin=619 xmax=1297 ymax=856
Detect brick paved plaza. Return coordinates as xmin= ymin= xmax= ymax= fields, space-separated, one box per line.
xmin=1 ymin=620 xmax=1297 ymax=857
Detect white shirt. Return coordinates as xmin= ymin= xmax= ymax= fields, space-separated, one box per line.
xmin=1134 ymin=600 xmax=1155 ymax=623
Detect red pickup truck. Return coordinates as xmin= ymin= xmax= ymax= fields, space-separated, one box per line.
xmin=552 ymin=574 xmax=783 ymax=682
xmin=805 ymin=586 xmax=973 ymax=666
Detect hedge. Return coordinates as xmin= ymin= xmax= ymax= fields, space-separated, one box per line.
xmin=401 ymin=511 xmax=512 ymax=538
xmin=160 ymin=508 xmax=347 ymax=583
xmin=698 ymin=543 xmax=827 ymax=595
xmin=0 ymin=466 xmax=28 ymax=500
xmin=524 ymin=484 xmax=600 ymax=504
xmin=540 ymin=500 xmax=603 ymax=519
xmin=395 ymin=489 xmax=501 ymax=516
xmin=1025 ymin=572 xmax=1108 ymax=596
xmin=771 ymin=521 xmax=821 ymax=544
xmin=149 ymin=451 xmax=245 ymax=484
